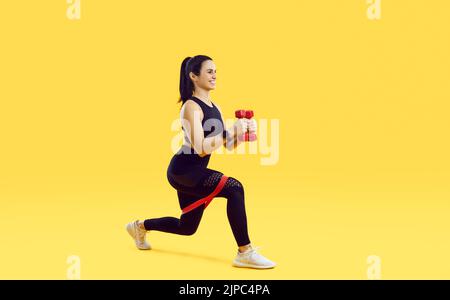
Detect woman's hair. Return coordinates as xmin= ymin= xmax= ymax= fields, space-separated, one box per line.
xmin=178 ymin=55 xmax=213 ymax=105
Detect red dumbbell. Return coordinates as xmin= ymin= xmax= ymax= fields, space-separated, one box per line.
xmin=235 ymin=109 xmax=257 ymax=142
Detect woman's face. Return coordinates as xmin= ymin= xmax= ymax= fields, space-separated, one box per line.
xmin=190 ymin=60 xmax=216 ymax=91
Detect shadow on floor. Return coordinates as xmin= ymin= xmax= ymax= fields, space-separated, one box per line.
xmin=150 ymin=248 xmax=232 ymax=266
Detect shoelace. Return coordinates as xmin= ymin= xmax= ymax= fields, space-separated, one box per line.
xmin=135 ymin=222 xmax=146 ymax=242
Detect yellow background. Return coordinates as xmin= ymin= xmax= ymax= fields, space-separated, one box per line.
xmin=1 ymin=0 xmax=449 ymax=279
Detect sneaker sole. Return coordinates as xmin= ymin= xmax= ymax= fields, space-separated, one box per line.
xmin=232 ymin=260 xmax=276 ymax=269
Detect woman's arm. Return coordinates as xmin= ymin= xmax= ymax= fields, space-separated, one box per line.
xmin=215 ymin=104 xmax=245 ymax=151
xmin=181 ymin=101 xmax=234 ymax=157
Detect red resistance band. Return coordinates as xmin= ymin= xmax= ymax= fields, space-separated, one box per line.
xmin=181 ymin=175 xmax=229 ymax=215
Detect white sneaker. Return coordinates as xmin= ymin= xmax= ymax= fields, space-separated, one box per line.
xmin=126 ymin=220 xmax=151 ymax=250
xmin=232 ymin=246 xmax=276 ymax=269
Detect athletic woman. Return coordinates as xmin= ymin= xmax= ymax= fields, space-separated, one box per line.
xmin=126 ymin=55 xmax=276 ymax=269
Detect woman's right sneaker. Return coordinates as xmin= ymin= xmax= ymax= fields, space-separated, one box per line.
xmin=232 ymin=246 xmax=276 ymax=269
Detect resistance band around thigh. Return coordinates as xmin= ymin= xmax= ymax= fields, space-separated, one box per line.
xmin=181 ymin=175 xmax=229 ymax=215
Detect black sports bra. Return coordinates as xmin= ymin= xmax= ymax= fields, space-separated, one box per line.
xmin=183 ymin=96 xmax=225 ymax=140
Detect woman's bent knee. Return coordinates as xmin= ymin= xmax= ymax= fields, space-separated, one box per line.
xmin=180 ymin=226 xmax=197 ymax=236
xmin=225 ymin=177 xmax=244 ymax=194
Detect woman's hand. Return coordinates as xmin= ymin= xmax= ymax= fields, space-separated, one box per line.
xmin=247 ymin=119 xmax=257 ymax=133
xmin=233 ymin=118 xmax=248 ymax=137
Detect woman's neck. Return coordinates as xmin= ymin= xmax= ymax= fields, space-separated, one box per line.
xmin=192 ymin=90 xmax=211 ymax=103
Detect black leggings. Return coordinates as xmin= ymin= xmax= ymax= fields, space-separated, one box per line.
xmin=143 ymin=170 xmax=251 ymax=247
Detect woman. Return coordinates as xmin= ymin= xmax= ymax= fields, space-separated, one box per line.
xmin=126 ymin=55 xmax=276 ymax=269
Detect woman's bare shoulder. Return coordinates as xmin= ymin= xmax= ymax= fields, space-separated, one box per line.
xmin=180 ymin=99 xmax=203 ymax=118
